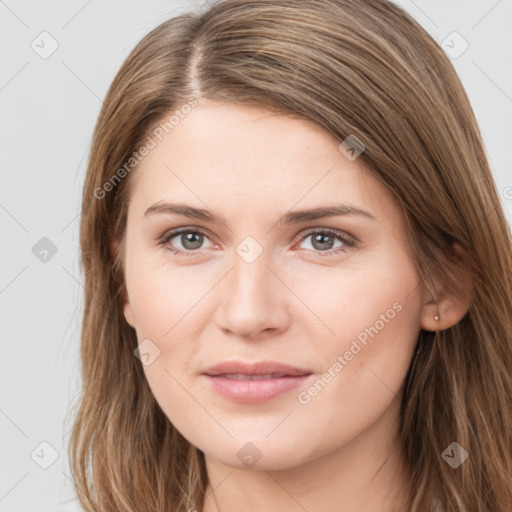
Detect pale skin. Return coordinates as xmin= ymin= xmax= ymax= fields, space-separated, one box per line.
xmin=117 ymin=99 xmax=472 ymax=512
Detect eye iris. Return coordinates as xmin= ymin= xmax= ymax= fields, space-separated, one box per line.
xmin=182 ymin=232 xmax=203 ymax=250
xmin=312 ymin=233 xmax=334 ymax=250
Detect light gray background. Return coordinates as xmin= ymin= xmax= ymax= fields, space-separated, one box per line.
xmin=0 ymin=1 xmax=511 ymax=510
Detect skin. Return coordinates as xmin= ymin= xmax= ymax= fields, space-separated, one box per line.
xmin=119 ymin=99 xmax=471 ymax=512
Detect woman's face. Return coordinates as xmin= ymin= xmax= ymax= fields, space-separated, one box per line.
xmin=121 ymin=99 xmax=428 ymax=471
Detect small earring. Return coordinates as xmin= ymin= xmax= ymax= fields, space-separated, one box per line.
xmin=434 ymin=314 xmax=440 ymax=321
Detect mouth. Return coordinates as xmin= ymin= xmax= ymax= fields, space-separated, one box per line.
xmin=214 ymin=373 xmax=301 ymax=380
xmin=203 ymin=361 xmax=314 ymax=403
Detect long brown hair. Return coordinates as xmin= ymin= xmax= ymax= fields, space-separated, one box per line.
xmin=68 ymin=0 xmax=512 ymax=510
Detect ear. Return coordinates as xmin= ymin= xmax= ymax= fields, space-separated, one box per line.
xmin=420 ymin=244 xmax=474 ymax=332
xmin=123 ymin=300 xmax=136 ymax=329
xmin=110 ymin=237 xmax=135 ymax=329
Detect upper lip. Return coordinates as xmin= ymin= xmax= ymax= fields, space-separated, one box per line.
xmin=204 ymin=360 xmax=313 ymax=377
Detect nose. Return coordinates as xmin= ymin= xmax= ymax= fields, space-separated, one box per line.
xmin=212 ymin=243 xmax=290 ymax=341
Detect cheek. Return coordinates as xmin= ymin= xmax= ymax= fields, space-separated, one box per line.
xmin=295 ymin=251 xmax=423 ymax=414
xmin=285 ymin=245 xmax=422 ymax=344
xmin=126 ymin=258 xmax=211 ymax=400
xmin=128 ymin=266 xmax=204 ymax=429
xmin=129 ymin=274 xmax=203 ymax=380
xmin=292 ymin=244 xmax=419 ymax=362
xmin=126 ymin=252 xmax=208 ymax=336
xmin=289 ymin=290 xmax=421 ymax=456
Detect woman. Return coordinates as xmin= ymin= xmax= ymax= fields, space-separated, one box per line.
xmin=68 ymin=0 xmax=512 ymax=510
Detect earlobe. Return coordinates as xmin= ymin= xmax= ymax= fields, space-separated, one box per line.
xmin=420 ymin=245 xmax=474 ymax=332
xmin=420 ymin=294 xmax=471 ymax=332
xmin=419 ymin=293 xmax=441 ymax=332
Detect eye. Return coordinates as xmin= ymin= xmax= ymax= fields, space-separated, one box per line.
xmin=159 ymin=227 xmax=214 ymax=256
xmin=158 ymin=227 xmax=357 ymax=257
xmin=296 ymin=228 xmax=356 ymax=256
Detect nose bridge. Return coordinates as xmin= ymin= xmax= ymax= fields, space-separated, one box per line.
xmin=230 ymin=234 xmax=273 ymax=298
xmin=213 ymin=233 xmax=288 ymax=338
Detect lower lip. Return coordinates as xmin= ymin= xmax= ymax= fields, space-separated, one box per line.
xmin=204 ymin=374 xmax=313 ymax=403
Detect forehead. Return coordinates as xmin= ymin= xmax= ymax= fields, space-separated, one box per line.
xmin=127 ymin=100 xmax=395 ymax=223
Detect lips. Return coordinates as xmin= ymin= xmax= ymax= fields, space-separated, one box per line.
xmin=219 ymin=373 xmax=291 ymax=380
xmin=204 ymin=360 xmax=312 ymax=377
xmin=203 ymin=360 xmax=314 ymax=403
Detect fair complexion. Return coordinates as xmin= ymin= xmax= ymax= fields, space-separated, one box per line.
xmin=118 ymin=100 xmax=470 ymax=512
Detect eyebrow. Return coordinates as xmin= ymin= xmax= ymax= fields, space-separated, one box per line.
xmin=143 ymin=201 xmax=377 ymax=225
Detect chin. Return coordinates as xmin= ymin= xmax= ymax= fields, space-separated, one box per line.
xmin=199 ymin=435 xmax=316 ymax=472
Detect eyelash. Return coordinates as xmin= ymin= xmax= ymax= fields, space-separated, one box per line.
xmin=158 ymin=227 xmax=357 ymax=258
